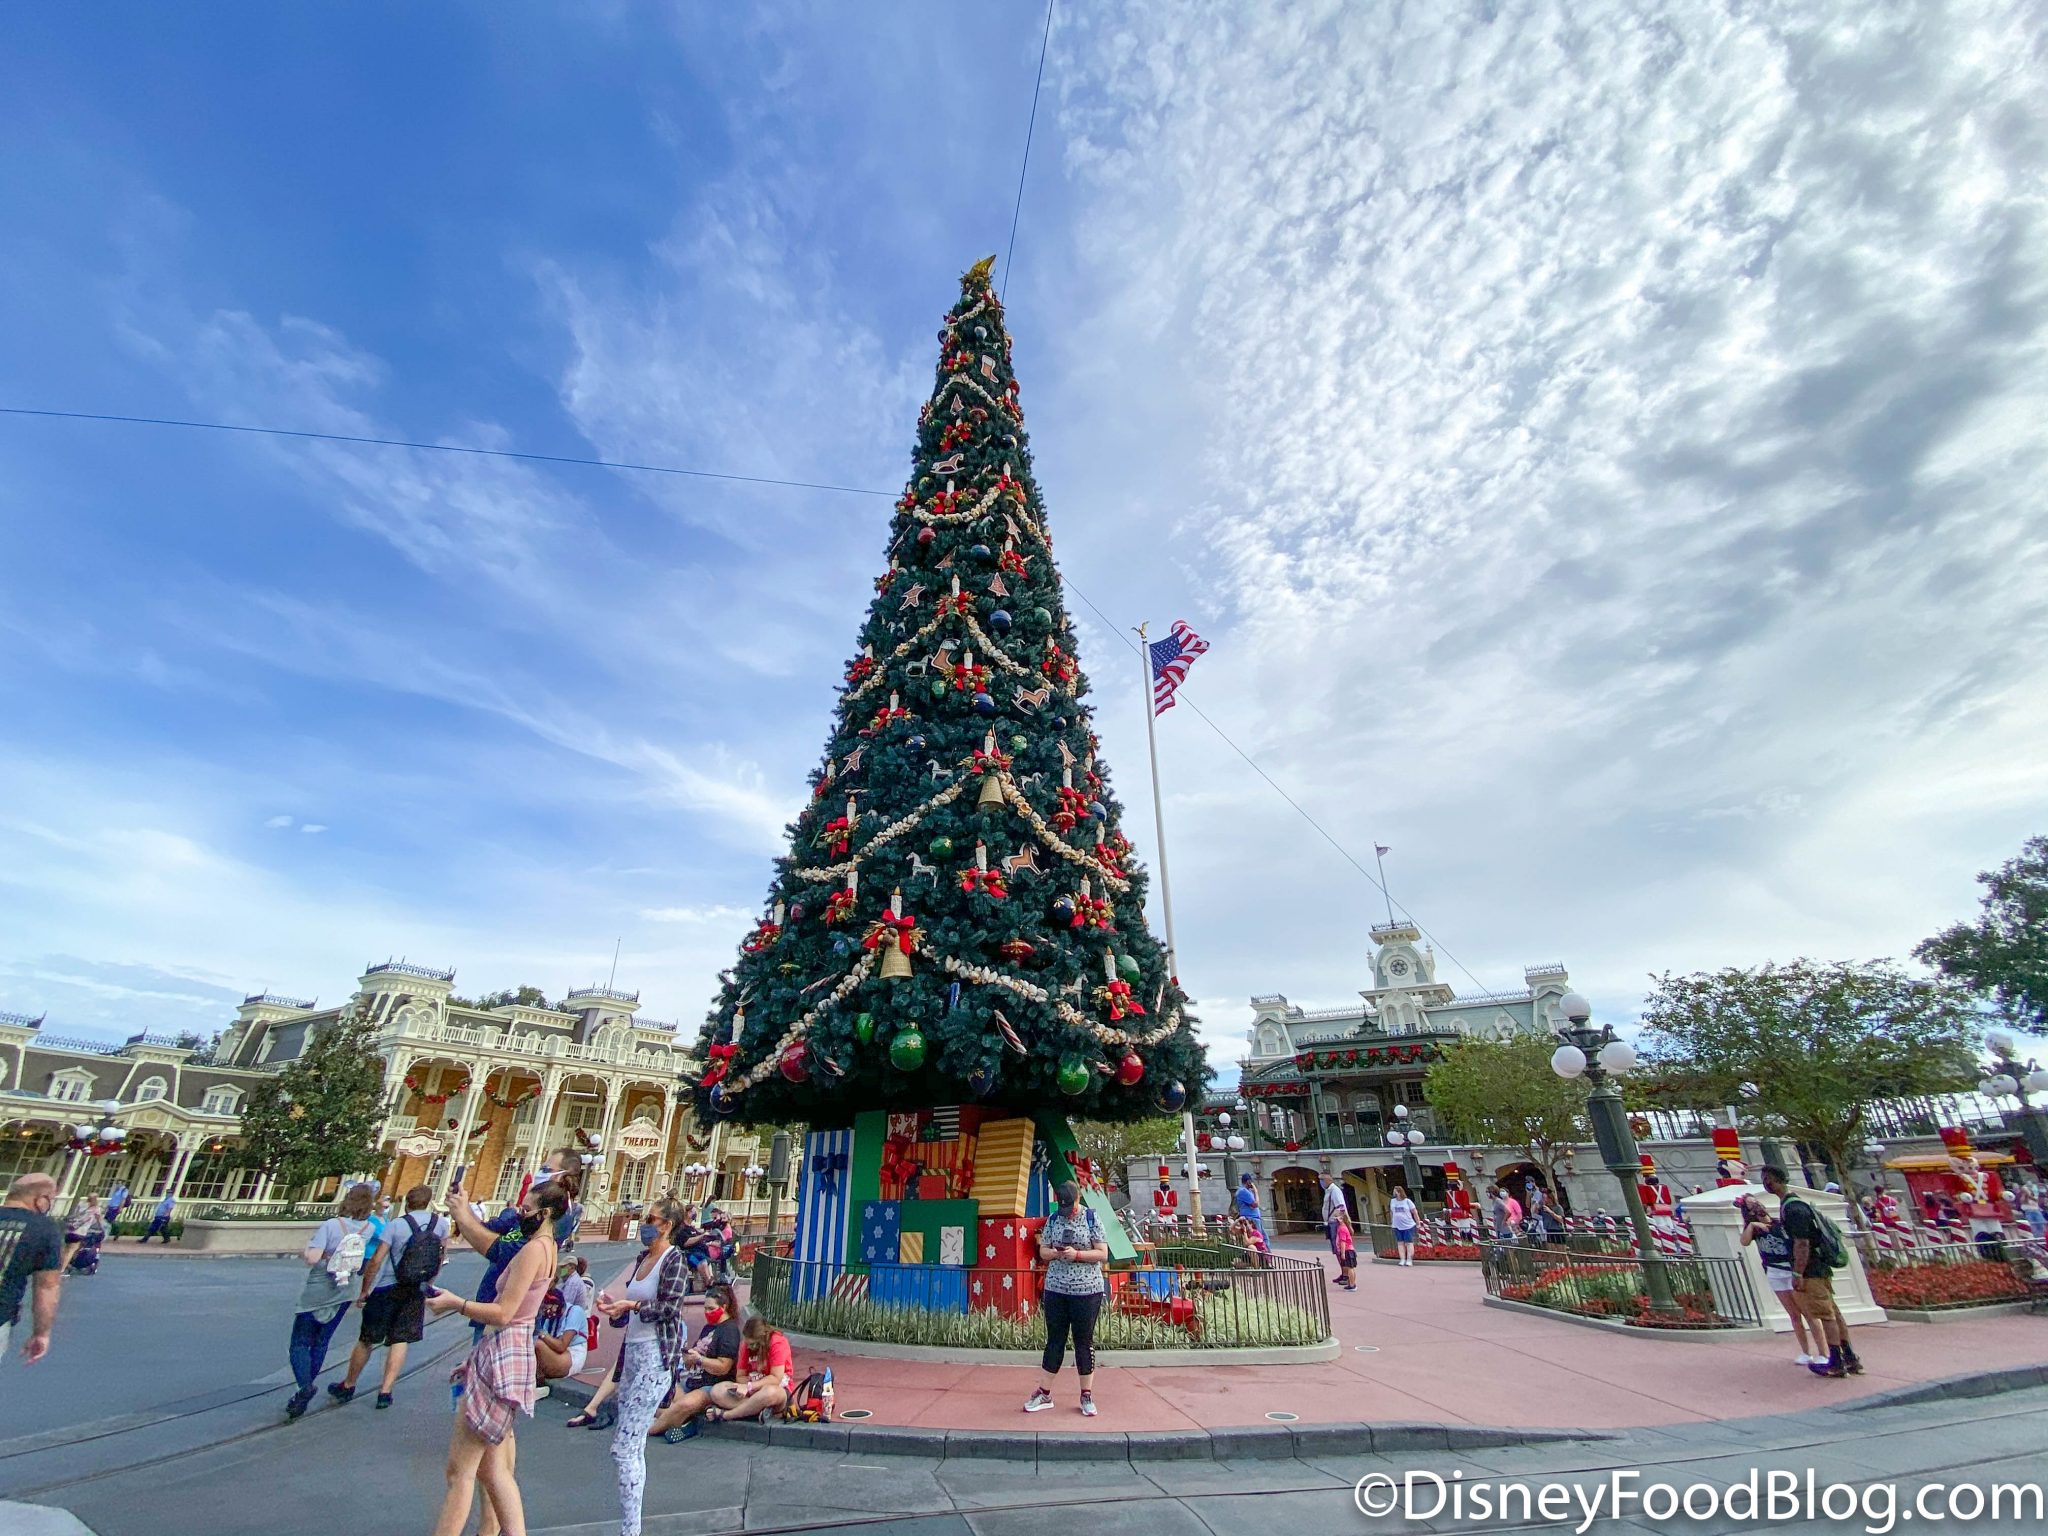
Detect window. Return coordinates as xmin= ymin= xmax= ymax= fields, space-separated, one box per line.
xmin=1256 ymin=1023 xmax=1286 ymax=1057
xmin=49 ymin=1071 xmax=94 ymax=1103
xmin=1404 ymin=1081 xmax=1428 ymax=1106
xmin=494 ymin=1158 xmax=528 ymax=1204
xmin=559 ymin=1099 xmax=604 ymax=1132
xmin=0 ymin=1126 xmax=59 ymax=1187
xmin=202 ymin=1086 xmax=241 ymax=1116
xmin=134 ymin=1077 xmax=169 ymax=1104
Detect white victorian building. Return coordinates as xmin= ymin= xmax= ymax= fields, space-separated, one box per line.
xmin=3 ymin=958 xmax=796 ymax=1224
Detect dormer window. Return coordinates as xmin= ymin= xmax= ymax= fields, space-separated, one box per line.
xmin=49 ymin=1070 xmax=95 ymax=1102
xmin=134 ymin=1077 xmax=169 ymax=1104
xmin=203 ymin=1086 xmax=242 ymax=1115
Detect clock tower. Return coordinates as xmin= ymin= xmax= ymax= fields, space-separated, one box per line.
xmin=1363 ymin=922 xmax=1454 ymax=1033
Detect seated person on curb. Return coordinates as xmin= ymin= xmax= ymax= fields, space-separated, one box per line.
xmin=648 ymin=1285 xmax=742 ymax=1442
xmin=703 ymin=1315 xmax=792 ymax=1424
xmin=534 ymin=1294 xmax=590 ymax=1382
xmin=684 ymin=1206 xmax=730 ymax=1288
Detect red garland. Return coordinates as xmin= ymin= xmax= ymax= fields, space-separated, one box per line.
xmin=862 ymin=911 xmax=918 ymax=954
xmin=824 ymin=888 xmax=858 ymax=924
xmin=404 ymin=1071 xmax=469 ymax=1106
xmin=960 ymin=866 xmax=1008 ymax=900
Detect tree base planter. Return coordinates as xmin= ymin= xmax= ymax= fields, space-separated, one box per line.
xmin=1484 ymin=1294 xmax=1773 ymax=1343
xmin=1879 ymin=1300 xmax=2036 ymax=1324
xmin=178 ymin=1219 xmax=314 ymax=1255
xmin=776 ymin=1327 xmax=1341 ymax=1367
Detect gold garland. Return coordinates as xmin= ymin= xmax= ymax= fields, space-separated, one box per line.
xmin=931 ymin=949 xmax=1186 ymax=1049
xmin=995 ymin=773 xmax=1132 ymax=892
xmin=790 ymin=776 xmax=970 ymax=881
xmin=962 ymin=614 xmax=1033 ymax=676
xmin=718 ymin=952 xmax=877 ymax=1099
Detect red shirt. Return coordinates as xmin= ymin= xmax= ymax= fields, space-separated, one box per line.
xmin=737 ymin=1330 xmax=794 ymax=1392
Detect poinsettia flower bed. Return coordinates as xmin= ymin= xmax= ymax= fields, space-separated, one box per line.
xmin=1868 ymin=1257 xmax=2027 ymax=1310
xmin=1493 ymin=1262 xmax=1735 ymax=1327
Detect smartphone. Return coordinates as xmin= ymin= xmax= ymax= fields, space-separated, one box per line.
xmin=451 ymin=1164 xmax=468 ymax=1191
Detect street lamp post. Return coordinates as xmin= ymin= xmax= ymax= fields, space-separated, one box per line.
xmin=61 ymin=1100 xmax=126 ymax=1203
xmin=1549 ymin=992 xmax=1678 ymax=1314
xmin=1387 ymin=1104 xmax=1424 ymax=1194
xmin=1980 ymin=1031 xmax=2048 ymax=1165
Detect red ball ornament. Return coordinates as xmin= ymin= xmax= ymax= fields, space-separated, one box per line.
xmin=778 ymin=1042 xmax=811 ymax=1083
xmin=1115 ymin=1050 xmax=1145 ymax=1086
xmin=916 ymin=527 xmax=936 ymax=547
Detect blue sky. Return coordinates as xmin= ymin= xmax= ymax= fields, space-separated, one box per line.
xmin=3 ymin=2 xmax=2044 ymax=1075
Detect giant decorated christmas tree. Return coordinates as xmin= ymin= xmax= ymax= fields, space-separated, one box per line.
xmin=689 ymin=259 xmax=1209 ymax=1139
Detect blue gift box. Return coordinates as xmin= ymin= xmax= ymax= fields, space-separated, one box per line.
xmin=857 ymin=1200 xmax=902 ymax=1265
xmin=868 ymin=1262 xmax=969 ymax=1313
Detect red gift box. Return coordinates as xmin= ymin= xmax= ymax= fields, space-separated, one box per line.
xmin=970 ymin=1216 xmax=1045 ymax=1318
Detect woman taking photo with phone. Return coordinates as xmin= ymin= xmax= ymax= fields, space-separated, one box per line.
xmin=424 ymin=1180 xmax=568 ymax=1536
xmin=1024 ymin=1181 xmax=1108 ymax=1418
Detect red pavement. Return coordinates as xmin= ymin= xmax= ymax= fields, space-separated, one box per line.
xmin=758 ymin=1250 xmax=2048 ymax=1434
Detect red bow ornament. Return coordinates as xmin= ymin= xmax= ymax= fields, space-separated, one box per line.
xmin=866 ymin=701 xmax=911 ymax=733
xmin=820 ymin=816 xmax=853 ymax=857
xmin=998 ymin=547 xmax=1030 ymax=577
xmin=846 ymin=654 xmax=877 ymax=685
xmin=1099 ymin=980 xmax=1146 ymax=1022
xmin=1053 ymin=786 xmax=1090 ymax=833
xmin=960 ymin=866 xmax=1008 ymax=899
xmin=1041 ymin=642 xmax=1076 ymax=686
xmin=701 ymin=1043 xmax=738 ymax=1088
xmin=1072 ymin=890 xmax=1114 ymax=932
xmin=970 ymin=746 xmax=1012 ymax=777
xmin=740 ymin=919 xmax=782 ymax=954
xmin=824 ymin=887 xmax=858 ymax=924
xmin=862 ymin=911 xmax=919 ymax=954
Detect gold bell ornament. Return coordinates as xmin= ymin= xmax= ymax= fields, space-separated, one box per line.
xmin=875 ymin=888 xmax=915 ymax=980
xmin=978 ymin=773 xmax=1005 ymax=809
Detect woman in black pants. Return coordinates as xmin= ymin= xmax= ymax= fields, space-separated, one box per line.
xmin=1024 ymin=1181 xmax=1109 ymax=1418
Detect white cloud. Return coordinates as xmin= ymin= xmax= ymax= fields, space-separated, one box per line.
xmin=300 ymin=823 xmax=328 ymax=835
xmin=263 ymin=814 xmax=294 ymax=829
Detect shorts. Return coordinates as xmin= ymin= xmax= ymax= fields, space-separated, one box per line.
xmin=1392 ymin=1226 xmax=1417 ymax=1244
xmin=1766 ymin=1270 xmax=1797 ymax=1294
xmin=0 ymin=1321 xmax=12 ymax=1360
xmin=359 ymin=1285 xmax=427 ymax=1347
xmin=1796 ymin=1273 xmax=1844 ymax=1328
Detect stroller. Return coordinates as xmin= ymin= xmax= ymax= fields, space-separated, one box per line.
xmin=683 ymin=1208 xmax=738 ymax=1292
xmin=65 ymin=1217 xmax=106 ymax=1276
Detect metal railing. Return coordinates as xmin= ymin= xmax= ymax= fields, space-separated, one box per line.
xmin=1361 ymin=1222 xmax=1483 ymax=1262
xmin=748 ymin=1250 xmax=1330 ymax=1351
xmin=1483 ymin=1243 xmax=1764 ymax=1329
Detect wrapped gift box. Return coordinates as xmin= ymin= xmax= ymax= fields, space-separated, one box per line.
xmin=855 ymin=1200 xmax=902 ymax=1266
xmin=869 ymin=1262 xmax=968 ymax=1313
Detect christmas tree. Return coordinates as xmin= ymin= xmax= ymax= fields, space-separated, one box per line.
xmin=691 ymin=258 xmax=1210 ymax=1128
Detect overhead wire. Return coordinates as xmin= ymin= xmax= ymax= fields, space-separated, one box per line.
xmin=1000 ymin=0 xmax=1056 ymax=304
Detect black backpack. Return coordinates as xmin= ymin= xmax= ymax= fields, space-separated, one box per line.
xmin=394 ymin=1213 xmax=446 ymax=1287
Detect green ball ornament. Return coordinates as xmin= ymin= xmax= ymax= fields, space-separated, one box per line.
xmin=1009 ymin=734 xmax=1029 ymax=752
xmin=1116 ymin=953 xmax=1142 ymax=985
xmin=928 ymin=835 xmax=954 ymax=860
xmin=889 ymin=1026 xmax=928 ymax=1072
xmin=1057 ymin=1056 xmax=1091 ymax=1096
xmin=1032 ymin=608 xmax=1053 ymax=628
xmin=931 ymin=679 xmax=949 ymax=700
xmin=855 ymin=1012 xmax=876 ymax=1045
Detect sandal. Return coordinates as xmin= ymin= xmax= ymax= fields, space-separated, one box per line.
xmin=702 ymin=1407 xmax=726 ymax=1424
xmin=565 ymin=1413 xmax=596 ymax=1428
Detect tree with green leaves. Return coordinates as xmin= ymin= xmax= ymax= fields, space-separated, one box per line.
xmin=461 ymin=984 xmax=554 ymax=1012
xmin=1424 ymin=1034 xmax=1589 ymax=1194
xmin=688 ymin=259 xmax=1208 ymax=1125
xmin=1917 ymin=835 xmax=2048 ymax=1034
xmin=231 ymin=1010 xmax=388 ymax=1197
xmin=1072 ymin=1117 xmax=1184 ymax=1193
xmin=1638 ymin=960 xmax=1979 ymax=1188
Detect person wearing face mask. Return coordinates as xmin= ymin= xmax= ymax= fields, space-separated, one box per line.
xmin=447 ymin=1151 xmax=582 ymax=1347
xmin=1024 ymin=1181 xmax=1109 ymax=1417
xmin=647 ymin=1283 xmax=742 ymax=1442
xmin=593 ymin=1196 xmax=689 ymax=1536
xmin=423 ymin=1181 xmax=568 ymax=1536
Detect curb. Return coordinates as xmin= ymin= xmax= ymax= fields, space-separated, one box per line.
xmin=1480 ymin=1295 xmax=1774 ymax=1343
xmin=543 ymin=1376 xmax=1609 ymax=1461
xmin=774 ymin=1327 xmax=1342 ymax=1368
xmin=1843 ymin=1363 xmax=2048 ymax=1412
xmin=1876 ymin=1301 xmax=2035 ymax=1324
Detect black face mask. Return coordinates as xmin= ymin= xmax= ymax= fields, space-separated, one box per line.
xmin=519 ymin=1210 xmax=548 ymax=1239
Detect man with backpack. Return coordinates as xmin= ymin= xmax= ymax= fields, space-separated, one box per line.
xmin=1761 ymin=1166 xmax=1863 ymax=1379
xmin=329 ymin=1183 xmax=448 ymax=1410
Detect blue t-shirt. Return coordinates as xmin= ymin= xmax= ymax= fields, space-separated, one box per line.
xmin=1233 ymin=1185 xmax=1259 ymax=1221
xmin=477 ymin=1208 xmax=526 ymax=1304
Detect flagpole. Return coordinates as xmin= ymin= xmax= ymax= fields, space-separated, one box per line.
xmin=1373 ymin=845 xmax=1396 ymax=928
xmin=1136 ymin=622 xmax=1203 ymax=1231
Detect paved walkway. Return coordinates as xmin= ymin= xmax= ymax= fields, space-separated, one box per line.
xmin=706 ymin=1247 xmax=2048 ymax=1433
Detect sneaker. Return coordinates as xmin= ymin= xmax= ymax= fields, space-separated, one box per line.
xmin=375 ymin=1393 xmax=393 ymax=1410
xmin=663 ymin=1421 xmax=700 ymax=1443
xmin=285 ymin=1388 xmax=314 ymax=1420
xmin=1844 ymin=1355 xmax=1864 ymax=1376
xmin=1024 ymin=1388 xmax=1055 ymax=1413
xmin=1794 ymin=1354 xmax=1816 ymax=1365
xmin=533 ymin=1384 xmax=551 ymax=1401
xmin=1078 ymin=1393 xmax=1097 ymax=1418
xmin=1809 ymin=1360 xmax=1847 ymax=1378
xmin=326 ymin=1383 xmax=356 ymax=1404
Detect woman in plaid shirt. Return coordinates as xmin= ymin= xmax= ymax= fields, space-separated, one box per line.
xmin=595 ymin=1196 xmax=691 ymax=1536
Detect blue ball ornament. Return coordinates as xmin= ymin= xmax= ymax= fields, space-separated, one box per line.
xmin=1050 ymin=896 xmax=1076 ymax=924
xmin=1088 ymin=801 xmax=1107 ymax=821
xmin=967 ymin=1064 xmax=998 ymax=1098
xmin=1155 ymin=1079 xmax=1187 ymax=1113
xmin=989 ymin=609 xmax=1013 ymax=635
xmin=832 ymin=935 xmax=853 ymax=957
xmin=973 ymin=691 xmax=996 ymax=716
xmin=970 ymin=543 xmax=993 ymax=562
xmin=707 ymin=1083 xmax=733 ymax=1117
xmin=907 ymin=735 xmax=928 ymax=754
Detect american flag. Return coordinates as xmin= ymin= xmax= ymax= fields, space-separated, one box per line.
xmin=1147 ymin=620 xmax=1209 ymax=715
